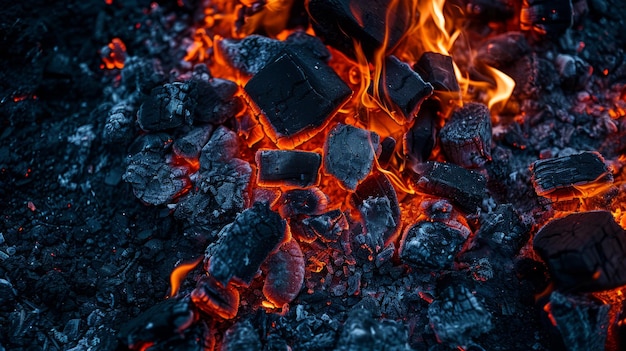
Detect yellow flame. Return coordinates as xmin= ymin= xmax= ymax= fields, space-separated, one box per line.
xmin=486 ymin=66 xmax=516 ymax=112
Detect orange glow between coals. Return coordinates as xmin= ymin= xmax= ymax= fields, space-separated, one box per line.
xmin=169 ymin=257 xmax=202 ymax=297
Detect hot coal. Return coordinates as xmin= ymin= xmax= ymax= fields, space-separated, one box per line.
xmin=400 ymin=220 xmax=469 ymax=270
xmin=439 ymin=102 xmax=492 ymax=168
xmin=206 ymin=201 xmax=286 ymax=286
xmin=324 ymin=123 xmax=380 ymax=190
xmin=263 ymin=238 xmax=305 ymax=307
xmin=190 ymin=275 xmax=239 ymax=320
xmin=404 ymin=100 xmax=438 ymax=167
xmin=256 ymin=149 xmax=322 ymax=187
xmin=279 ymin=187 xmax=329 ymax=217
xmin=173 ymin=125 xmax=213 ymax=160
xmin=414 ymin=52 xmax=460 ymax=92
xmin=244 ymin=49 xmax=352 ymax=145
xmin=520 ymin=0 xmax=573 ymax=37
xmin=530 ymin=151 xmax=613 ymax=201
xmin=193 ymin=78 xmax=243 ymax=125
xmin=137 ymin=82 xmax=196 ymax=132
xmin=474 ymin=32 xmax=530 ymax=69
xmin=533 ymin=211 xmax=626 ymax=291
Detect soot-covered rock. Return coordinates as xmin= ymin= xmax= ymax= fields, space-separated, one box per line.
xmin=263 ymin=238 xmax=305 ymax=307
xmin=414 ymin=52 xmax=460 ymax=92
xmin=520 ymin=0 xmax=573 ymax=37
xmin=244 ymin=49 xmax=351 ymax=146
xmin=533 ymin=211 xmax=626 ymax=291
xmin=400 ymin=221 xmax=468 ymax=270
xmin=256 ymin=149 xmax=322 ymax=187
xmin=207 ymin=201 xmax=286 ymax=286
xmin=335 ymin=307 xmax=412 ymax=351
xmin=439 ymin=102 xmax=492 ymax=168
xmin=324 ymin=124 xmax=380 ymax=190
xmin=530 ymin=151 xmax=613 ymax=201
xmin=137 ymin=82 xmax=196 ymax=131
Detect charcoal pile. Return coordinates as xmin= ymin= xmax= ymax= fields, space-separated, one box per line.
xmin=3 ymin=0 xmax=626 ymax=351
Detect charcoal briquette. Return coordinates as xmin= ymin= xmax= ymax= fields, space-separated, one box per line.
xmin=256 ymin=149 xmax=322 ymax=187
xmin=400 ymin=221 xmax=467 ymax=270
xmin=137 ymin=82 xmax=196 ymax=131
xmin=377 ymin=137 xmax=396 ymax=168
xmin=263 ymin=239 xmax=305 ymax=307
xmin=439 ymin=102 xmax=492 ymax=168
xmin=200 ymin=126 xmax=240 ymax=166
xmin=414 ymin=52 xmax=460 ymax=92
xmin=300 ymin=209 xmax=348 ymax=242
xmin=464 ymin=0 xmax=516 ymax=21
xmin=103 ymin=102 xmax=134 ymax=144
xmin=335 ymin=307 xmax=410 ymax=351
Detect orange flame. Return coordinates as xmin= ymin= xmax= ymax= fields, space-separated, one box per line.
xmin=485 ymin=65 xmax=516 ymax=113
xmin=169 ymin=257 xmax=202 ymax=297
xmin=101 ymin=38 xmax=126 ymax=70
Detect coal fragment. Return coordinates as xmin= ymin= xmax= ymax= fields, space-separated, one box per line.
xmin=138 ymin=82 xmax=196 ymax=131
xmin=474 ymin=204 xmax=530 ymax=257
xmin=474 ymin=32 xmax=530 ymax=69
xmin=404 ymin=100 xmax=438 ymax=166
xmin=400 ymin=221 xmax=468 ymax=270
xmin=245 ymin=50 xmax=352 ymax=146
xmin=372 ymin=55 xmax=433 ymax=120
xmin=263 ymin=239 xmax=305 ymax=307
xmin=256 ymin=149 xmax=321 ymax=187
xmin=279 ymin=187 xmax=328 ymax=217
xmin=173 ymin=125 xmax=213 ymax=160
xmin=530 ymin=151 xmax=613 ymax=201
xmin=200 ymin=126 xmax=239 ymax=165
xmin=103 ymin=102 xmax=134 ymax=144
xmin=335 ymin=307 xmax=412 ymax=351
xmin=299 ymin=209 xmax=348 ymax=242
xmin=533 ymin=211 xmax=626 ymax=291
xmin=190 ymin=275 xmax=239 ymax=320
xmin=217 ymin=35 xmax=284 ymax=75
xmin=439 ymin=102 xmax=492 ymax=168
xmin=414 ymin=52 xmax=460 ymax=92
xmin=207 ymin=202 xmax=286 ymax=286
xmin=194 ymin=78 xmax=243 ymax=124
xmin=353 ymin=172 xmax=401 ymax=246
xmin=410 ymin=161 xmax=487 ymax=213
xmin=222 ymin=320 xmax=262 ymax=351
xmin=324 ymin=124 xmax=380 ymax=190
xmin=520 ymin=0 xmax=573 ymax=37
xmin=377 ymin=137 xmax=396 ymax=168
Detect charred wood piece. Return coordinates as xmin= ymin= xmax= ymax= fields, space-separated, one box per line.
xmin=222 ymin=320 xmax=262 ymax=351
xmin=194 ymin=78 xmax=244 ymax=125
xmin=353 ymin=172 xmax=400 ymax=246
xmin=103 ymin=102 xmax=134 ymax=144
xmin=263 ymin=239 xmax=305 ymax=307
xmin=372 ymin=56 xmax=433 ymax=120
xmin=414 ymin=52 xmax=460 ymax=92
xmin=138 ymin=82 xmax=196 ymax=131
xmin=256 ymin=149 xmax=322 ymax=187
xmin=245 ymin=50 xmax=352 ymax=146
xmin=335 ymin=307 xmax=411 ymax=351
xmin=520 ymin=0 xmax=573 ymax=37
xmin=218 ymin=35 xmax=284 ymax=76
xmin=173 ymin=125 xmax=213 ymax=160
xmin=400 ymin=221 xmax=468 ymax=270
xmin=207 ymin=201 xmax=286 ymax=286
xmin=410 ymin=161 xmax=487 ymax=213
xmin=463 ymin=0 xmax=516 ymax=21
xmin=474 ymin=32 xmax=530 ymax=69
xmin=474 ymin=204 xmax=530 ymax=257
xmin=300 ymin=209 xmax=348 ymax=242
xmin=279 ymin=187 xmax=329 ymax=217
xmin=200 ymin=126 xmax=240 ymax=166
xmin=324 ymin=124 xmax=380 ymax=190
xmin=439 ymin=102 xmax=492 ymax=168
xmin=191 ymin=275 xmax=240 ymax=320
xmin=530 ymin=151 xmax=613 ymax=201
xmin=284 ymin=31 xmax=332 ymax=62
xmin=404 ymin=100 xmax=438 ymax=167
xmin=533 ymin=211 xmax=626 ymax=292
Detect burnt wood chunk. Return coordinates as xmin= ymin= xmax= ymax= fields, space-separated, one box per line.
xmin=299 ymin=209 xmax=348 ymax=242
xmin=279 ymin=188 xmax=328 ymax=217
xmin=256 ymin=149 xmax=322 ymax=187
xmin=400 ymin=221 xmax=467 ymax=270
xmin=244 ymin=50 xmax=352 ymax=146
xmin=404 ymin=100 xmax=438 ymax=166
xmin=530 ymin=151 xmax=613 ymax=201
xmin=173 ymin=125 xmax=213 ymax=160
xmin=372 ymin=56 xmax=433 ymax=120
xmin=218 ymin=35 xmax=284 ymax=76
xmin=207 ymin=202 xmax=286 ymax=286
xmin=474 ymin=204 xmax=530 ymax=257
xmin=324 ymin=124 xmax=380 ymax=190
xmin=194 ymin=78 xmax=243 ymax=125
xmin=191 ymin=275 xmax=240 ymax=320
xmin=263 ymin=239 xmax=305 ymax=307
xmin=534 ymin=211 xmax=626 ymax=292
xmin=138 ymin=82 xmax=195 ymax=131
xmin=414 ymin=52 xmax=460 ymax=92
xmin=353 ymin=172 xmax=400 ymax=246
xmin=410 ymin=161 xmax=487 ymax=213
xmin=307 ymin=0 xmax=413 ymax=60
xmin=520 ymin=0 xmax=573 ymax=37
xmin=440 ymin=102 xmax=492 ymax=168
xmin=475 ymin=32 xmax=530 ymax=69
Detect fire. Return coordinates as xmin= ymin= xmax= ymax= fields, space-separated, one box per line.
xmin=100 ymin=38 xmax=126 ymax=70
xmin=169 ymin=257 xmax=202 ymax=297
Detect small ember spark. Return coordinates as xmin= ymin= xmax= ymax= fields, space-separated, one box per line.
xmin=100 ymin=38 xmax=126 ymax=70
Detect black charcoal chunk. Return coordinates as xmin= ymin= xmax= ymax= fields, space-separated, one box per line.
xmin=400 ymin=221 xmax=467 ymax=270
xmin=200 ymin=126 xmax=240 ymax=165
xmin=464 ymin=0 xmax=516 ymax=21
xmin=440 ymin=102 xmax=492 ymax=168
xmin=103 ymin=102 xmax=134 ymax=144
xmin=138 ymin=82 xmax=196 ymax=131
xmin=194 ymin=78 xmax=243 ymax=124
xmin=377 ymin=137 xmax=396 ymax=168
xmin=414 ymin=52 xmax=460 ymax=92
xmin=301 ymin=209 xmax=348 ymax=242
xmin=530 ymin=151 xmax=612 ymax=201
xmin=308 ymin=0 xmax=413 ymax=60
xmin=256 ymin=149 xmax=322 ymax=187
xmin=520 ymin=0 xmax=573 ymax=37
xmin=353 ymin=172 xmax=401 ymax=246
xmin=127 ymin=133 xmax=172 ymax=156
xmin=404 ymin=100 xmax=438 ymax=166
xmin=218 ymin=35 xmax=284 ymax=75
xmin=284 ymin=31 xmax=331 ymax=62
xmin=533 ymin=211 xmax=626 ymax=291
xmin=475 ymin=32 xmax=530 ymax=69
xmin=279 ymin=188 xmax=328 ymax=217
xmin=324 ymin=124 xmax=380 ymax=190
xmin=555 ymin=54 xmax=591 ymax=90
xmin=372 ymin=56 xmax=433 ymax=120
xmin=428 ymin=284 xmax=492 ymax=347
xmin=245 ymin=50 xmax=352 ymax=145
xmin=474 ymin=204 xmax=530 ymax=257
xmin=173 ymin=125 xmax=213 ymax=160
xmin=548 ymin=291 xmax=610 ymax=351
xmin=335 ymin=307 xmax=411 ymax=351
xmin=207 ymin=202 xmax=286 ymax=285
xmin=121 ymin=56 xmax=165 ymax=93
xmin=190 ymin=275 xmax=239 ymax=319
xmin=222 ymin=320 xmax=262 ymax=351
xmin=410 ymin=161 xmax=487 ymax=213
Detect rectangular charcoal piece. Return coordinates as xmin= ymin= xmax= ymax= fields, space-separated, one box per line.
xmin=530 ymin=151 xmax=613 ymax=201
xmin=244 ymin=49 xmax=352 ymax=147
xmin=439 ymin=102 xmax=492 ymax=168
xmin=256 ymin=149 xmax=322 ymax=187
xmin=414 ymin=52 xmax=460 ymax=92
xmin=409 ymin=161 xmax=486 ymax=213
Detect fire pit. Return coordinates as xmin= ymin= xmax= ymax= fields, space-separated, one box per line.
xmin=3 ymin=0 xmax=626 ymax=350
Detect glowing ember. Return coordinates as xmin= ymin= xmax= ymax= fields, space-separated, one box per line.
xmin=100 ymin=38 xmax=127 ymax=70
xmin=169 ymin=257 xmax=202 ymax=297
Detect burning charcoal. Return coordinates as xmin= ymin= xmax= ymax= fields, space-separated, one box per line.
xmin=256 ymin=149 xmax=322 ymax=187
xmin=137 ymin=82 xmax=196 ymax=131
xmin=222 ymin=320 xmax=262 ymax=351
xmin=530 ymin=151 xmax=613 ymax=201
xmin=414 ymin=52 xmax=460 ymax=92
xmin=404 ymin=101 xmax=438 ymax=166
xmin=474 ymin=32 xmax=530 ymax=69
xmin=300 ymin=209 xmax=348 ymax=242
xmin=123 ymin=151 xmax=190 ymax=206
xmin=194 ymin=78 xmax=244 ymax=125
xmin=173 ymin=125 xmax=213 ymax=160
xmin=307 ymin=0 xmax=412 ymax=60
xmin=520 ymin=0 xmax=573 ymax=37
xmin=377 ymin=137 xmax=396 ymax=168
xmin=473 ymin=204 xmax=530 ymax=257
xmin=533 ymin=211 xmax=626 ymax=291
xmin=428 ymin=284 xmax=493 ymax=347
xmin=400 ymin=221 xmax=468 ymax=270
xmin=546 ymin=291 xmax=610 ymax=351
xmin=278 ymin=188 xmax=329 ymax=217
xmin=335 ymin=307 xmax=411 ymax=351
xmin=463 ymin=0 xmax=516 ymax=21
xmin=410 ymin=161 xmax=487 ymax=213
xmin=245 ymin=50 xmax=352 ymax=146
xmin=372 ymin=56 xmax=433 ymax=120
xmin=103 ymin=102 xmax=134 ymax=144
xmin=217 ymin=35 xmax=283 ymax=75
xmin=117 ymin=297 xmax=196 ymax=350
xmin=284 ymin=31 xmax=331 ymax=62
xmin=207 ymin=202 xmax=286 ymax=286
xmin=439 ymin=102 xmax=492 ymax=168
xmin=191 ymin=275 xmax=239 ymax=320
xmin=324 ymin=124 xmax=380 ymax=190
xmin=263 ymin=239 xmax=305 ymax=307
